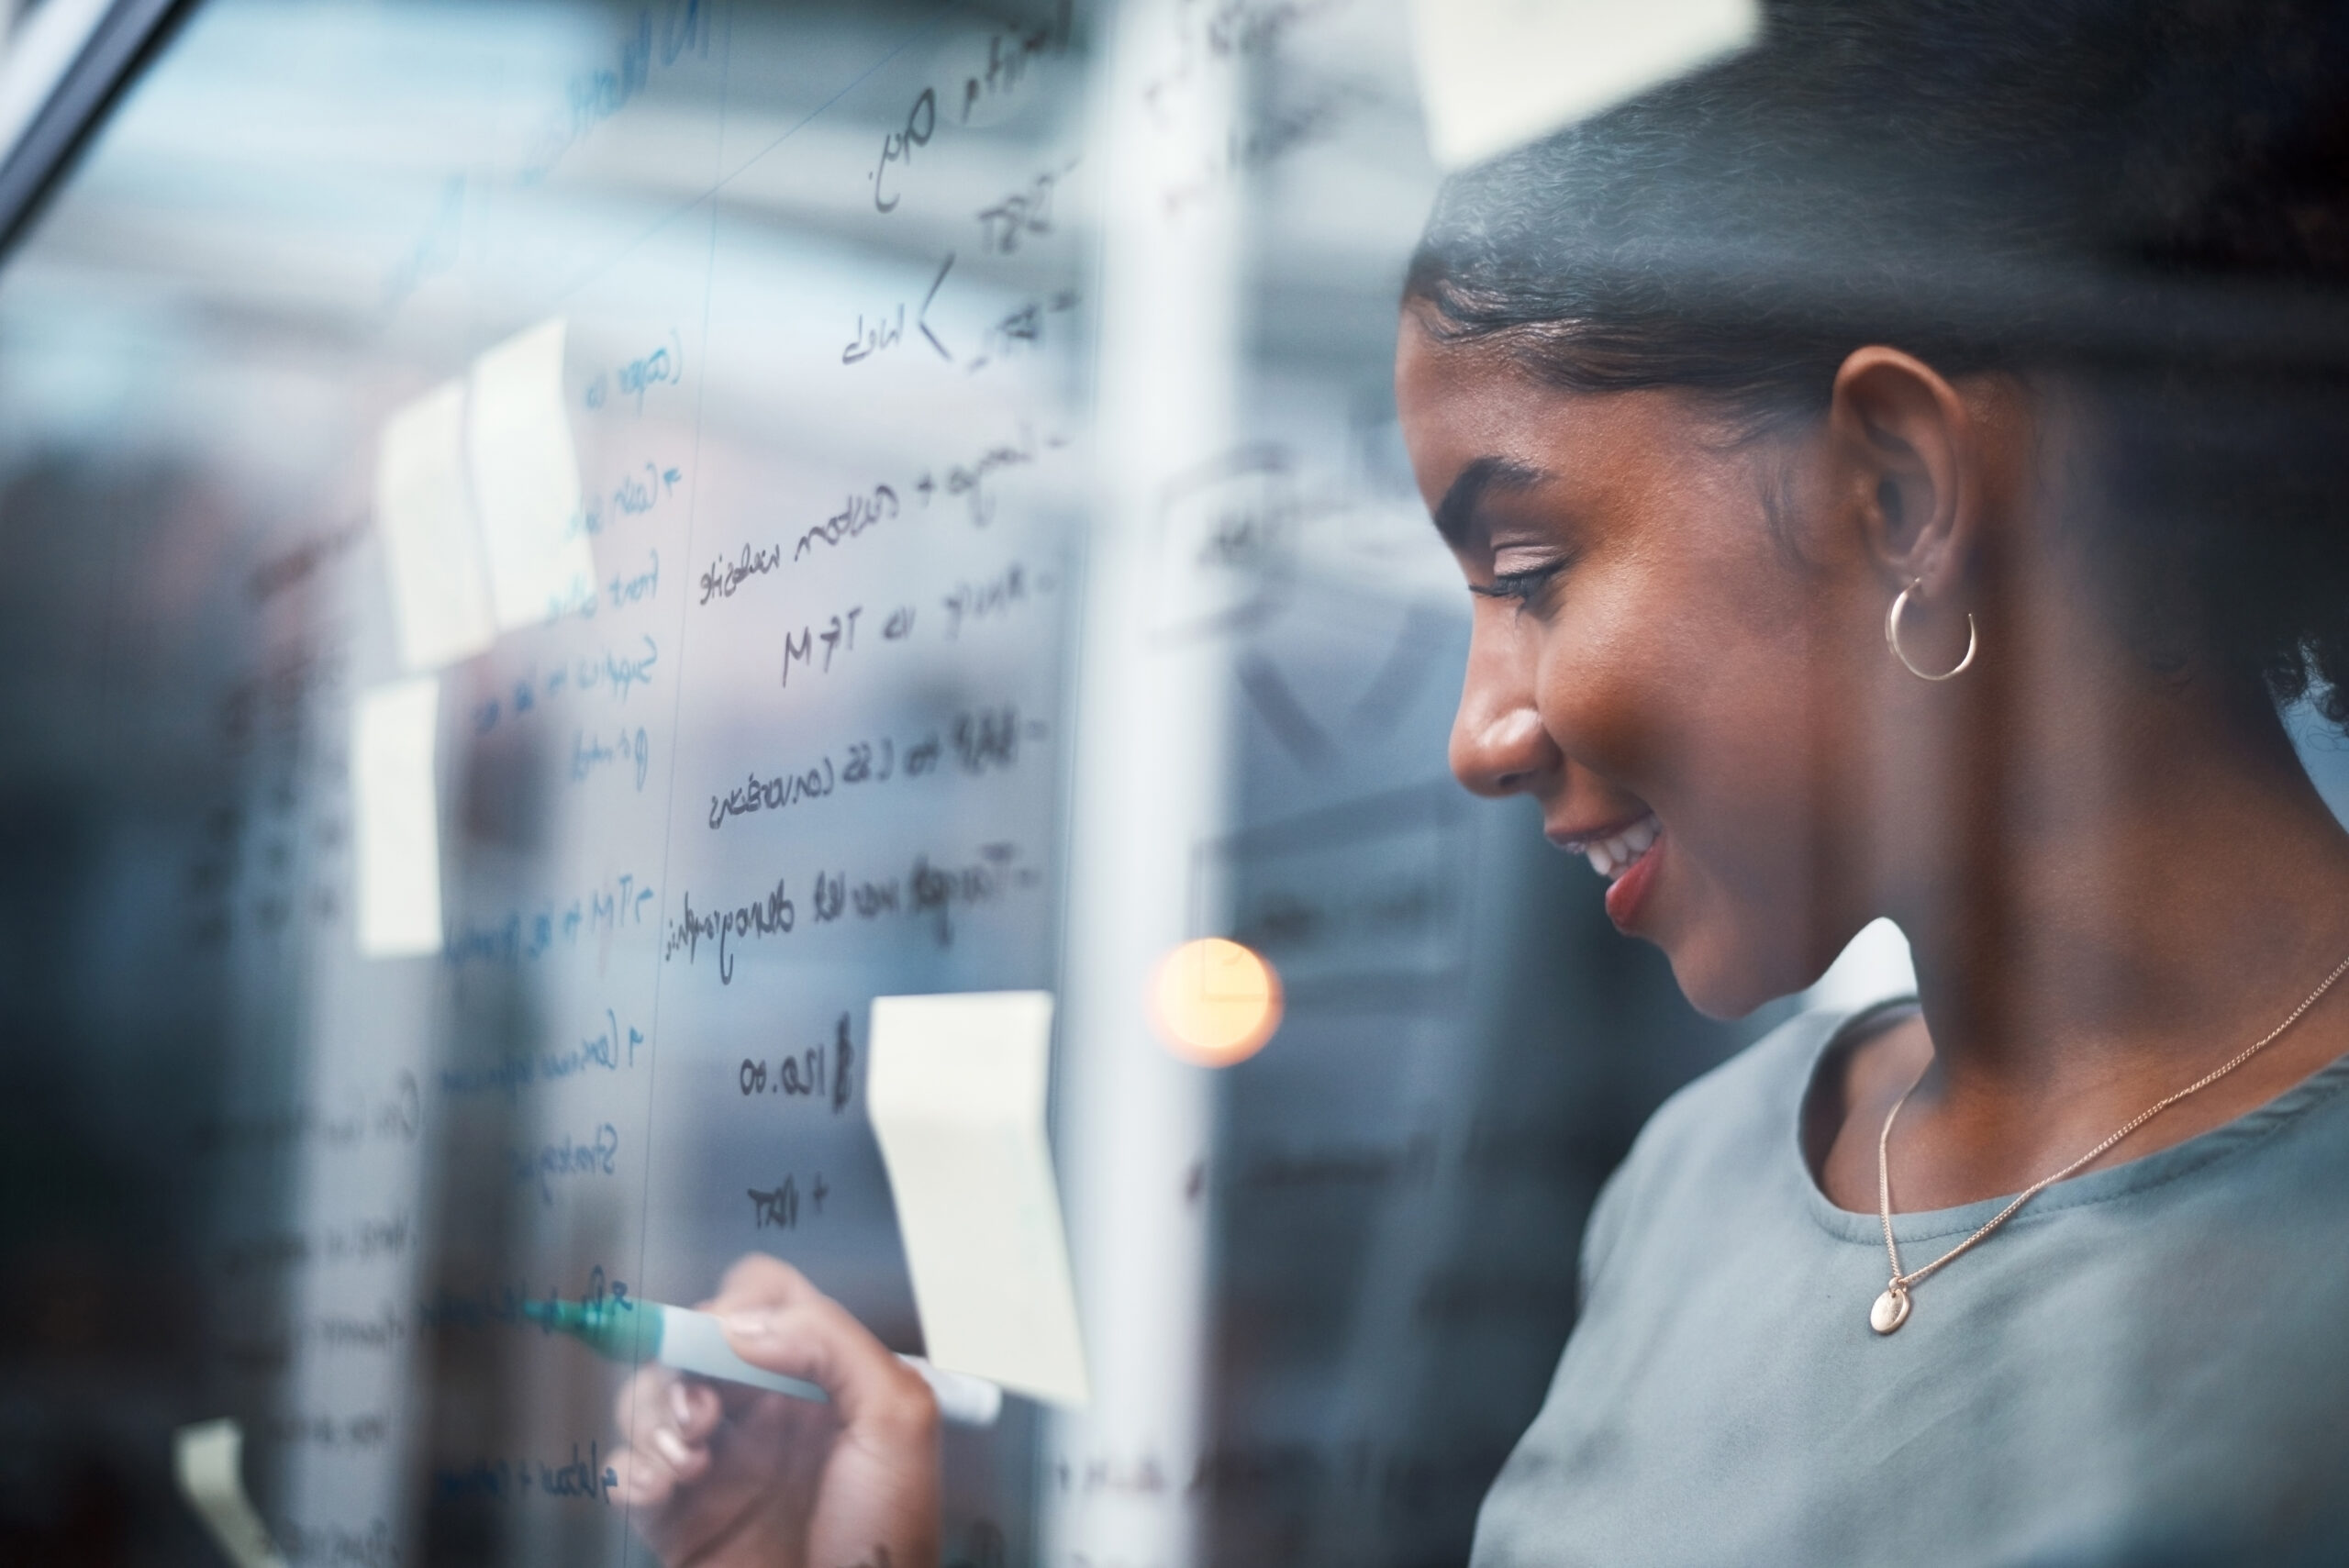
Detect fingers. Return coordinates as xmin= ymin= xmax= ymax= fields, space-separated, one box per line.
xmin=610 ymin=1364 xmax=723 ymax=1507
xmin=615 ymin=1362 xmax=725 ymax=1442
xmin=669 ymin=1376 xmax=725 ymax=1442
xmin=729 ymin=1307 xmax=937 ymax=1442
xmin=614 ymin=1363 xmax=665 ymax=1440
xmin=607 ymin=1428 xmax=712 ymax=1511
xmin=710 ymin=1256 xmax=938 ymax=1443
xmin=608 ymin=1442 xmax=679 ymax=1509
xmin=609 ymin=1256 xmax=939 ymax=1562
xmin=707 ymin=1251 xmax=822 ymax=1311
xmin=614 ymin=1364 xmax=714 ymax=1440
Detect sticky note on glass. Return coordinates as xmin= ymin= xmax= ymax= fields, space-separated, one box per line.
xmin=173 ymin=1419 xmax=288 ymax=1568
xmin=868 ymin=991 xmax=1089 ymax=1407
xmin=375 ymin=380 xmax=495 ymax=672
xmin=1410 ymin=0 xmax=1758 ymax=169
xmin=468 ymin=317 xmax=594 ymax=631
xmin=352 ymin=677 xmax=442 ymax=958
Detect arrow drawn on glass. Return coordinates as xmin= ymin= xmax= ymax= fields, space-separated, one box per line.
xmin=918 ymin=251 xmax=955 ymax=361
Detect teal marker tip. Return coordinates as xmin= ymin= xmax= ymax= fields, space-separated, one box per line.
xmin=522 ymin=1296 xmax=663 ymax=1364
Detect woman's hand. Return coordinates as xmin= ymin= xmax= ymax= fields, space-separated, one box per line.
xmin=608 ymin=1254 xmax=941 ymax=1568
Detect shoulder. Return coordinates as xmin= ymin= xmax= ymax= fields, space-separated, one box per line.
xmin=1646 ymin=1003 xmax=1865 ymax=1151
xmin=1579 ymin=1004 xmax=1882 ymax=1288
xmin=1618 ymin=1002 xmax=1863 ymax=1190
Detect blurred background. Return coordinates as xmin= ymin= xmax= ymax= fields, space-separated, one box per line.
xmin=0 ymin=2 xmax=1894 ymax=1564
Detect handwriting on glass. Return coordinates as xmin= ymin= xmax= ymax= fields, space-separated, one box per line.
xmin=573 ymin=461 xmax=685 ymax=539
xmin=977 ymin=171 xmax=1058 ymax=255
xmin=747 ymin=1171 xmax=830 ymax=1231
xmin=738 ymin=1013 xmax=855 ymax=1110
xmin=440 ymin=1009 xmax=645 ymax=1099
xmin=666 ymin=844 xmax=1040 ymax=983
xmin=796 ymin=486 xmax=898 ymax=560
xmin=705 ymin=706 xmax=1042 ymax=831
xmin=699 ymin=541 xmax=783 ymax=605
xmin=470 ymin=639 xmax=660 ymax=734
xmin=842 ymin=305 xmax=904 ymax=365
xmin=584 ymin=328 xmax=685 ymax=412
xmin=512 ymin=1123 xmax=620 ymax=1205
xmin=871 ymin=87 xmax=936 ymax=212
xmin=571 ymin=725 xmax=651 ymax=790
xmin=432 ymin=1444 xmax=620 ymax=1505
xmin=446 ymin=873 xmax=655 ymax=971
xmin=781 ymin=609 xmax=862 ymax=687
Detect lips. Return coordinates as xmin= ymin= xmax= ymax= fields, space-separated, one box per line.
xmin=1548 ymin=810 xmax=1666 ymax=930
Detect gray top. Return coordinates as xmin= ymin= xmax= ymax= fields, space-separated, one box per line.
xmin=1474 ymin=1003 xmax=2349 ymax=1567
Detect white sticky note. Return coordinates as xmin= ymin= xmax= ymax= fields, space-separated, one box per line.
xmin=173 ymin=1420 xmax=288 ymax=1568
xmin=1410 ymin=0 xmax=1759 ymax=169
xmin=375 ymin=380 xmax=495 ymax=672
xmin=352 ymin=678 xmax=442 ymax=958
xmin=868 ymin=991 xmax=1090 ymax=1407
xmin=468 ymin=317 xmax=594 ymax=630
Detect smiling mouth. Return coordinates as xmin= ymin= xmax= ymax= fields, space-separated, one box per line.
xmin=1571 ymin=813 xmax=1660 ymax=882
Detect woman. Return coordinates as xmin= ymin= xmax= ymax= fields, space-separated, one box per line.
xmin=610 ymin=3 xmax=2349 ymax=1562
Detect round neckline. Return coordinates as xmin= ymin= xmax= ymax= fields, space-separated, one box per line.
xmin=1792 ymin=998 xmax=2349 ymax=1247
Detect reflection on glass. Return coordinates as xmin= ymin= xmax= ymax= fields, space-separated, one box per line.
xmin=23 ymin=1 xmax=2340 ymax=1565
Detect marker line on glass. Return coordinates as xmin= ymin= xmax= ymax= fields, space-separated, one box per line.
xmin=523 ymin=1296 xmax=1002 ymax=1427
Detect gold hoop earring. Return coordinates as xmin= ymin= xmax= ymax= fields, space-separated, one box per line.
xmin=1885 ymin=580 xmax=1977 ymax=682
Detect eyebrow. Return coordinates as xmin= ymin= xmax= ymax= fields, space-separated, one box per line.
xmin=1431 ymin=456 xmax=1547 ymax=549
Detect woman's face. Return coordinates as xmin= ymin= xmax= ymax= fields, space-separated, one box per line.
xmin=1396 ymin=309 xmax=1887 ymax=1018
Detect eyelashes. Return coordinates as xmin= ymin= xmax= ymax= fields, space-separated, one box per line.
xmin=1468 ymin=562 xmax=1568 ymax=608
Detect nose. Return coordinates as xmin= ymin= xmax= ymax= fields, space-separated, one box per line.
xmin=1449 ymin=630 xmax=1558 ymax=797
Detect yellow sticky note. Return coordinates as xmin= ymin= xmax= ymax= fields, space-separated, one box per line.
xmin=868 ymin=992 xmax=1090 ymax=1407
xmin=468 ymin=318 xmax=594 ymax=630
xmin=374 ymin=380 xmax=495 ymax=672
xmin=1410 ymin=0 xmax=1759 ymax=169
xmin=351 ymin=677 xmax=442 ymax=958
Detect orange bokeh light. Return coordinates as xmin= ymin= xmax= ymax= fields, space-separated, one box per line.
xmin=1150 ymin=938 xmax=1283 ymax=1066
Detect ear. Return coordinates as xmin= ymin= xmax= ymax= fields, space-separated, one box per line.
xmin=1825 ymin=347 xmax=1980 ymax=599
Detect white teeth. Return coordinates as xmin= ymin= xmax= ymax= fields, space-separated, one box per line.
xmin=1577 ymin=815 xmax=1660 ymax=881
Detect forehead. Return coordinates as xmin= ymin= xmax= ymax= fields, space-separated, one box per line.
xmin=1394 ymin=309 xmax=1707 ymax=529
xmin=1393 ymin=309 xmax=1552 ymax=462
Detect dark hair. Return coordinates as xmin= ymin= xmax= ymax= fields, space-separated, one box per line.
xmin=1407 ymin=0 xmax=2349 ymax=719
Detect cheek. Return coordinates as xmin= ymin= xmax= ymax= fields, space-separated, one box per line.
xmin=1641 ymin=668 xmax=1845 ymax=1015
xmin=1592 ymin=526 xmax=1830 ymax=811
xmin=1534 ymin=552 xmax=1841 ymax=935
xmin=1653 ymin=634 xmax=1828 ymax=871
xmin=1664 ymin=646 xmax=1854 ymax=1000
xmin=1526 ymin=639 xmax=1643 ymax=768
xmin=1521 ymin=574 xmax=1716 ymax=780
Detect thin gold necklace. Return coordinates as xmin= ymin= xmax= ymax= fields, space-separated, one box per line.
xmin=1870 ymin=951 xmax=2349 ymax=1335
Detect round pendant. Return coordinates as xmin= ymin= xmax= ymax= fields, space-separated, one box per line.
xmin=1870 ymin=1286 xmax=1910 ymax=1335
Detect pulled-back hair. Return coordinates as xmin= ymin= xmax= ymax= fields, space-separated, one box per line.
xmin=1407 ymin=0 xmax=2349 ymax=719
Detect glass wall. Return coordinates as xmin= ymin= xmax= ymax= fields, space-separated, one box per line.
xmin=0 ymin=3 xmax=1780 ymax=1563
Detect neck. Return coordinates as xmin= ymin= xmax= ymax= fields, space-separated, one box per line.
xmin=1893 ymin=684 xmax=2349 ymax=1105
